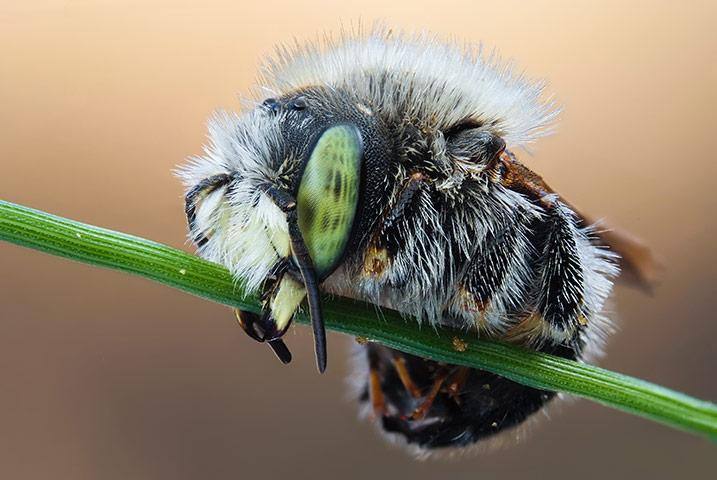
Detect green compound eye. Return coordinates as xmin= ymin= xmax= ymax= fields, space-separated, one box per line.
xmin=297 ymin=124 xmax=363 ymax=279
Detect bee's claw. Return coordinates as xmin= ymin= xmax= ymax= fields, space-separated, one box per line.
xmin=267 ymin=339 xmax=292 ymax=364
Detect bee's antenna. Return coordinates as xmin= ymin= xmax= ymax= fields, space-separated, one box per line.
xmin=263 ymin=183 xmax=327 ymax=373
xmin=286 ymin=209 xmax=327 ymax=373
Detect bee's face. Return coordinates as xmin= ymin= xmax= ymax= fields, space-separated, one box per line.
xmin=261 ymin=87 xmax=397 ymax=275
xmin=184 ymin=87 xmax=396 ymax=370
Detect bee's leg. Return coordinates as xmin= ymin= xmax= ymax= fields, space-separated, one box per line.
xmin=260 ymin=183 xmax=296 ymax=212
xmin=498 ymin=199 xmax=589 ymax=347
xmin=234 ymin=309 xmax=293 ymax=364
xmin=266 ymin=339 xmax=292 ymax=364
xmin=529 ymin=200 xmax=588 ymax=344
xmin=184 ymin=173 xmax=234 ymax=247
xmin=446 ymin=366 xmax=470 ymax=405
xmin=391 ymin=353 xmax=423 ymax=399
xmin=383 ymin=172 xmax=426 ymax=228
xmin=448 ymin=203 xmax=537 ymax=336
xmin=368 ymin=347 xmax=387 ymax=417
xmin=450 ymin=178 xmax=590 ymax=347
xmin=497 ymin=149 xmax=658 ymax=291
xmin=358 ymin=346 xmax=575 ymax=449
xmin=361 ymin=172 xmax=428 ymax=278
xmin=369 ymin=368 xmax=386 ymax=418
xmin=411 ymin=367 xmax=449 ymax=420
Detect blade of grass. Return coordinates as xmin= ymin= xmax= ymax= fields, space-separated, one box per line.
xmin=1 ymin=199 xmax=715 ymax=441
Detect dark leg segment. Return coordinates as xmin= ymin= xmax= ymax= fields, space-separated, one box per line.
xmin=530 ymin=201 xmax=586 ymax=336
xmin=391 ymin=354 xmax=423 ymax=399
xmin=184 ymin=173 xmax=234 ymax=247
xmin=234 ymin=309 xmax=292 ymax=364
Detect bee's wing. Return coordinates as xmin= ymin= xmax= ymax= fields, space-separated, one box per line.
xmin=498 ymin=151 xmax=661 ymax=293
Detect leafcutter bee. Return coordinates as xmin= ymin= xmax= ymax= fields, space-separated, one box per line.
xmin=179 ymin=27 xmax=655 ymax=455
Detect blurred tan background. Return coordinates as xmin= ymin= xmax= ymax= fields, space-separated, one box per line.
xmin=1 ymin=1 xmax=715 ymax=478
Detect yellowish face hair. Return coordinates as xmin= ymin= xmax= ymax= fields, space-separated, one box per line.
xmin=270 ymin=276 xmax=307 ymax=332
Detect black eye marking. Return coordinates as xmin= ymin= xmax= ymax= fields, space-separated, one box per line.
xmin=262 ymin=97 xmax=282 ymax=114
xmin=289 ymin=96 xmax=307 ymax=111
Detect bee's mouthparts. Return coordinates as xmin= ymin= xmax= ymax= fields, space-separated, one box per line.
xmin=237 ymin=185 xmax=328 ymax=373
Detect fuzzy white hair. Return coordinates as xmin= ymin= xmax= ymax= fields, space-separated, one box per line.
xmin=178 ymin=110 xmax=290 ymax=293
xmin=179 ymin=26 xmax=619 ymax=456
xmin=260 ymin=26 xmax=558 ymax=148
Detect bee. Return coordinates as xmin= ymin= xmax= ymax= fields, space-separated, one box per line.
xmin=179 ymin=27 xmax=655 ymax=454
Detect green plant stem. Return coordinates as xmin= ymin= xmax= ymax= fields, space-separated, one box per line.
xmin=1 ymin=199 xmax=715 ymax=441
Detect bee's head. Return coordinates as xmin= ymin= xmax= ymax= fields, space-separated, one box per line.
xmin=181 ymin=87 xmax=395 ymax=372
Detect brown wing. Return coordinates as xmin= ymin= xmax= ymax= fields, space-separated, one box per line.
xmin=495 ymin=150 xmax=662 ymax=293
